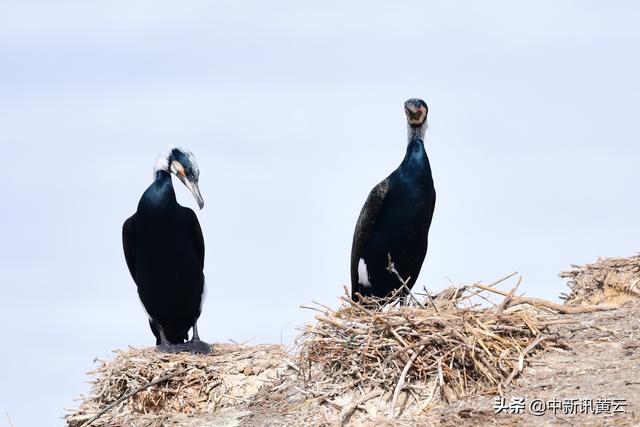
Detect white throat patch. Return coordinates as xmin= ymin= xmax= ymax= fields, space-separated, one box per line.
xmin=357 ymin=258 xmax=371 ymax=288
xmin=407 ymin=121 xmax=427 ymax=142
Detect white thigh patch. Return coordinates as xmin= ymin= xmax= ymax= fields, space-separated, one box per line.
xmin=357 ymin=258 xmax=371 ymax=288
xmin=138 ymin=297 xmax=153 ymax=320
xmin=199 ymin=277 xmax=207 ymax=312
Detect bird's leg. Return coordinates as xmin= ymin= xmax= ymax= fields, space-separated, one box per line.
xmin=192 ymin=322 xmax=201 ymax=341
xmin=155 ymin=325 xmax=185 ymax=354
xmin=185 ymin=322 xmax=211 ymax=354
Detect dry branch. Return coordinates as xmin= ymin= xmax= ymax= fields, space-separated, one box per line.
xmin=473 ymin=283 xmax=618 ymax=313
xmin=391 ymin=345 xmax=424 ymax=417
xmin=339 ymin=390 xmax=383 ymax=425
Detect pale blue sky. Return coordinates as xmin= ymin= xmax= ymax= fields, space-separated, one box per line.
xmin=1 ymin=1 xmax=639 ymax=425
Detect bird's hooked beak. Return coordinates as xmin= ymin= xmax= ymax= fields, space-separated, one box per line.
xmin=179 ymin=175 xmax=205 ymax=209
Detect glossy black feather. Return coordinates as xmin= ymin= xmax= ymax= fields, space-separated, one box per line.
xmin=122 ymin=170 xmax=205 ymax=344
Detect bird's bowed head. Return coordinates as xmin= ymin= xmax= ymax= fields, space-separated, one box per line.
xmin=155 ymin=147 xmax=205 ymax=209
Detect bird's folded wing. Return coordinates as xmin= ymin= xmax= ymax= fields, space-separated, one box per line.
xmin=350 ymin=179 xmax=389 ymax=283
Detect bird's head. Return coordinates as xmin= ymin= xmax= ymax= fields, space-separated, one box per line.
xmin=404 ymin=98 xmax=428 ymax=127
xmin=154 ymin=147 xmax=205 ymax=209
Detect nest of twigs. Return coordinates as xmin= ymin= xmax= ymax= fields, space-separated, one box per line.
xmin=293 ymin=273 xmax=617 ymax=421
xmin=65 ymin=344 xmax=285 ymax=427
xmin=560 ymin=254 xmax=640 ymax=306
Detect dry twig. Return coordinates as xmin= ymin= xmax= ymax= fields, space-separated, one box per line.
xmin=339 ymin=390 xmax=383 ymax=425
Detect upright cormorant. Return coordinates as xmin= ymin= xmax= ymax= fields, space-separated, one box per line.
xmin=122 ymin=147 xmax=210 ymax=353
xmin=350 ymin=98 xmax=436 ymax=301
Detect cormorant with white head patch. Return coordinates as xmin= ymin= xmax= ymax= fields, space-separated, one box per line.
xmin=350 ymin=98 xmax=436 ymax=301
xmin=122 ymin=147 xmax=210 ymax=353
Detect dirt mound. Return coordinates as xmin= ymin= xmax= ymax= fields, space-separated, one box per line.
xmin=66 ymin=256 xmax=640 ymax=427
xmin=560 ymin=254 xmax=640 ymax=306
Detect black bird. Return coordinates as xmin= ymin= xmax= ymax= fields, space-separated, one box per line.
xmin=122 ymin=147 xmax=210 ymax=353
xmin=350 ymin=98 xmax=436 ymax=301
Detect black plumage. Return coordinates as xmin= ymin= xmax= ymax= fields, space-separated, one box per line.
xmin=351 ymin=99 xmax=436 ymax=300
xmin=122 ymin=147 xmax=210 ymax=353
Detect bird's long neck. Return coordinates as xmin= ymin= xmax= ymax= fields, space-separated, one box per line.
xmin=403 ymin=135 xmax=426 ymax=161
xmin=399 ymin=135 xmax=431 ymax=180
xmin=407 ymin=123 xmax=427 ymax=142
xmin=139 ymin=170 xmax=177 ymax=211
xmin=153 ymin=170 xmax=176 ymax=200
xmin=400 ymin=121 xmax=429 ymax=171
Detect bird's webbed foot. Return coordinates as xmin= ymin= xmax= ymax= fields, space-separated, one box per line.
xmin=186 ymin=322 xmax=211 ymax=354
xmin=185 ymin=339 xmax=212 ymax=354
xmin=156 ymin=343 xmax=187 ymax=353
